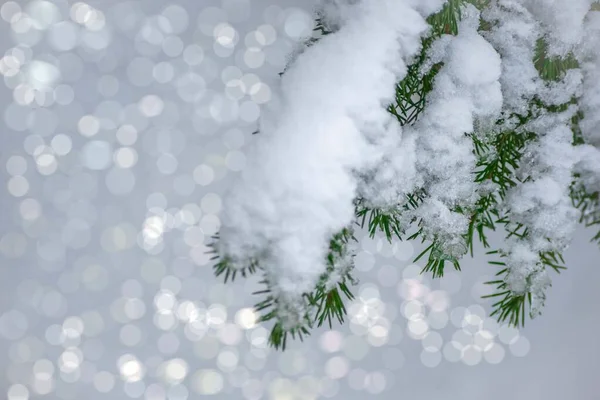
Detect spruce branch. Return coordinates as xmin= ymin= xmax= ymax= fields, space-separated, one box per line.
xmin=232 ymin=226 xmax=360 ymax=351
xmin=212 ymin=0 xmax=600 ymax=350
xmin=360 ymin=1 xmax=586 ymax=328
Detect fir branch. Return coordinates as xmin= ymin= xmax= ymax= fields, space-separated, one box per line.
xmin=356 ymin=0 xmax=466 ymax=247
xmin=207 ymin=234 xmax=259 ymax=283
xmin=483 ymin=244 xmax=566 ymax=326
xmin=355 ymin=190 xmax=425 ymax=242
xmin=213 ymin=1 xmax=600 ymax=351
xmin=534 ymin=39 xmax=579 ymax=82
xmin=310 ymin=227 xmax=359 ymax=329
xmin=415 ymin=240 xmax=462 ymax=278
xmin=253 ymin=286 xmax=313 ymax=350
xmin=249 ymin=226 xmax=358 ymax=350
xmin=466 ymin=30 xmax=583 ymax=327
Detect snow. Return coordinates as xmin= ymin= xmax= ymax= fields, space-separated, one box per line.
xmin=217 ymin=0 xmax=445 ymax=325
xmin=520 ymin=0 xmax=593 ymax=56
xmin=504 ymin=110 xmax=581 ymax=315
xmin=409 ymin=5 xmax=502 ymax=252
xmin=477 ymin=0 xmax=600 ymax=317
xmin=576 ymin=144 xmax=600 ymax=192
xmin=218 ymin=0 xmax=600 ymax=323
xmin=483 ymin=0 xmax=540 ymax=116
xmin=359 ymin=5 xmax=503 ymax=222
xmin=317 ymin=0 xmax=360 ymax=32
xmin=324 ymin=231 xmax=358 ymax=292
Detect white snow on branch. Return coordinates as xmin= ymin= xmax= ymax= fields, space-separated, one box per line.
xmin=520 ymin=0 xmax=594 ymax=57
xmin=217 ymin=0 xmax=446 ymax=325
xmin=483 ymin=0 xmax=541 ymax=117
xmin=503 ymin=103 xmax=581 ymax=315
xmin=483 ymin=0 xmax=584 ymax=116
xmin=504 ymin=122 xmax=580 ymax=315
xmin=217 ymin=0 xmax=600 ymax=326
xmin=481 ymin=0 xmax=597 ymax=317
xmin=412 ymin=5 xmax=502 ymax=255
xmin=358 ymin=5 xmax=505 ymax=237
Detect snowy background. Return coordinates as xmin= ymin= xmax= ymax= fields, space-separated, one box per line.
xmin=1 ymin=1 xmax=599 ymax=399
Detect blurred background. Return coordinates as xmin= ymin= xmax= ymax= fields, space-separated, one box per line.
xmin=1 ymin=1 xmax=599 ymax=399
